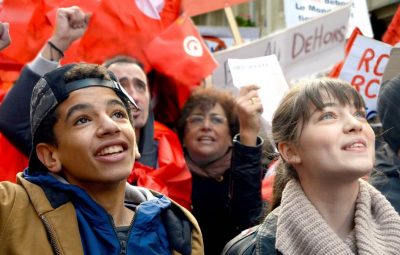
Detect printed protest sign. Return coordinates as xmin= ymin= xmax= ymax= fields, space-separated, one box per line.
xmin=339 ymin=35 xmax=392 ymax=119
xmin=284 ymin=0 xmax=373 ymax=38
xmin=212 ymin=4 xmax=351 ymax=87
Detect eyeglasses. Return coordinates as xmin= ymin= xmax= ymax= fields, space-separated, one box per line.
xmin=186 ymin=114 xmax=227 ymax=127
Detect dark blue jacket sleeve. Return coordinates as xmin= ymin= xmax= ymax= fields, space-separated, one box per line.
xmin=372 ymin=143 xmax=400 ymax=213
xmin=230 ymin=134 xmax=264 ymax=230
xmin=0 ymin=67 xmax=41 ymax=156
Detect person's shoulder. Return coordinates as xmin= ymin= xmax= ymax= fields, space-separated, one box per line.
xmin=0 ymin=178 xmax=29 ymax=201
xmin=159 ymin=194 xmax=204 ymax=255
xmin=222 ymin=225 xmax=259 ymax=255
xmin=0 ymin=179 xmax=31 ymax=223
xmin=222 ymin=208 xmax=280 ymax=255
xmin=375 ymin=142 xmax=400 ymax=169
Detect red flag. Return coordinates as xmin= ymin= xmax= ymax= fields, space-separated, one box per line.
xmin=78 ymin=0 xmax=180 ymax=69
xmin=382 ymin=4 xmax=400 ymax=45
xmin=0 ymin=134 xmax=28 ymax=182
xmin=0 ymin=0 xmax=98 ymax=65
xmin=128 ymin=122 xmax=192 ymax=210
xmin=329 ymin=27 xmax=362 ymax=78
xmin=183 ymin=0 xmax=251 ymax=17
xmin=0 ymin=0 xmax=42 ymax=63
xmin=144 ymin=15 xmax=218 ymax=85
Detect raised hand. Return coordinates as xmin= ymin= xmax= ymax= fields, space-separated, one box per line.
xmin=44 ymin=6 xmax=90 ymax=60
xmin=235 ymin=84 xmax=263 ymax=146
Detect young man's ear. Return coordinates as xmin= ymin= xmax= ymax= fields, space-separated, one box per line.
xmin=278 ymin=141 xmax=302 ymax=165
xmin=36 ymin=143 xmax=62 ymax=173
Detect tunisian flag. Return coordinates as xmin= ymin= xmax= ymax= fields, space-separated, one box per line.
xmin=144 ymin=14 xmax=218 ymax=85
xmin=0 ymin=0 xmax=98 ymax=65
xmin=0 ymin=0 xmax=41 ymax=64
xmin=0 ymin=134 xmax=28 ymax=182
xmin=183 ymin=0 xmax=252 ymax=17
xmin=382 ymin=4 xmax=400 ymax=45
xmin=78 ymin=0 xmax=181 ymax=69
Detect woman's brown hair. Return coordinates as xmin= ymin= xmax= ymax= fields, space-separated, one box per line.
xmin=269 ymin=78 xmax=365 ymax=212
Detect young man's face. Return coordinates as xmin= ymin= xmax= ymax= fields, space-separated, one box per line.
xmin=48 ymin=86 xmax=138 ymax=188
xmin=107 ymin=62 xmax=150 ymax=129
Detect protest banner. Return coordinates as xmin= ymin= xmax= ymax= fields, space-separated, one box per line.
xmin=338 ymin=35 xmax=392 ymax=119
xmin=283 ymin=0 xmax=373 ymax=38
xmin=228 ymin=55 xmax=289 ymax=125
xmin=144 ymin=15 xmax=218 ymax=86
xmin=212 ymin=3 xmax=351 ymax=87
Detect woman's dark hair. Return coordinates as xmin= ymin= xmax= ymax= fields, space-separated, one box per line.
xmin=176 ymin=86 xmax=238 ymax=143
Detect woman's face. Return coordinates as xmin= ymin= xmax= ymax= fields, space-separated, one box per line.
xmin=183 ymin=103 xmax=232 ymax=166
xmin=292 ymin=98 xmax=375 ymax=182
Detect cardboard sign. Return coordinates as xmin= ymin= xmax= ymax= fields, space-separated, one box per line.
xmin=284 ymin=0 xmax=373 ymax=38
xmin=228 ymin=55 xmax=289 ymax=125
xmin=212 ymin=4 xmax=351 ymax=87
xmin=339 ymin=35 xmax=392 ymax=119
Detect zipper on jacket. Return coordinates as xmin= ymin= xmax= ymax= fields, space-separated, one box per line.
xmin=41 ymin=215 xmax=62 ymax=255
xmin=109 ymin=205 xmax=138 ymax=255
xmin=120 ymin=240 xmax=127 ymax=255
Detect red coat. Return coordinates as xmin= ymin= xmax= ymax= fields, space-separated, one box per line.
xmin=128 ymin=121 xmax=192 ymax=210
xmin=0 ymin=133 xmax=28 ymax=182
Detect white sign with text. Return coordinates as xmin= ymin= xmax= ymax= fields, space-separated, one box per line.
xmin=228 ymin=55 xmax=289 ymax=125
xmin=339 ymin=35 xmax=392 ymax=119
xmin=284 ymin=0 xmax=373 ymax=38
xmin=212 ymin=4 xmax=351 ymax=87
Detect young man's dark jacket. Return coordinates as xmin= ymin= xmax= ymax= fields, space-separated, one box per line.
xmin=372 ymin=142 xmax=400 ymax=213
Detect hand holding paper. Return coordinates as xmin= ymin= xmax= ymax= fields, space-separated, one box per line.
xmin=236 ymin=84 xmax=263 ymax=146
xmin=228 ymin=55 xmax=289 ymax=126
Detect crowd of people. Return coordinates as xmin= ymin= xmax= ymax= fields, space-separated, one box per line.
xmin=0 ymin=5 xmax=400 ymax=255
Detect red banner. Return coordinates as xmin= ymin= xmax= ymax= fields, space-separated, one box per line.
xmin=0 ymin=0 xmax=42 ymax=63
xmin=78 ymin=0 xmax=180 ymax=69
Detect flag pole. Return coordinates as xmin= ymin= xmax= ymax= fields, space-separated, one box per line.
xmin=224 ymin=7 xmax=243 ymax=45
